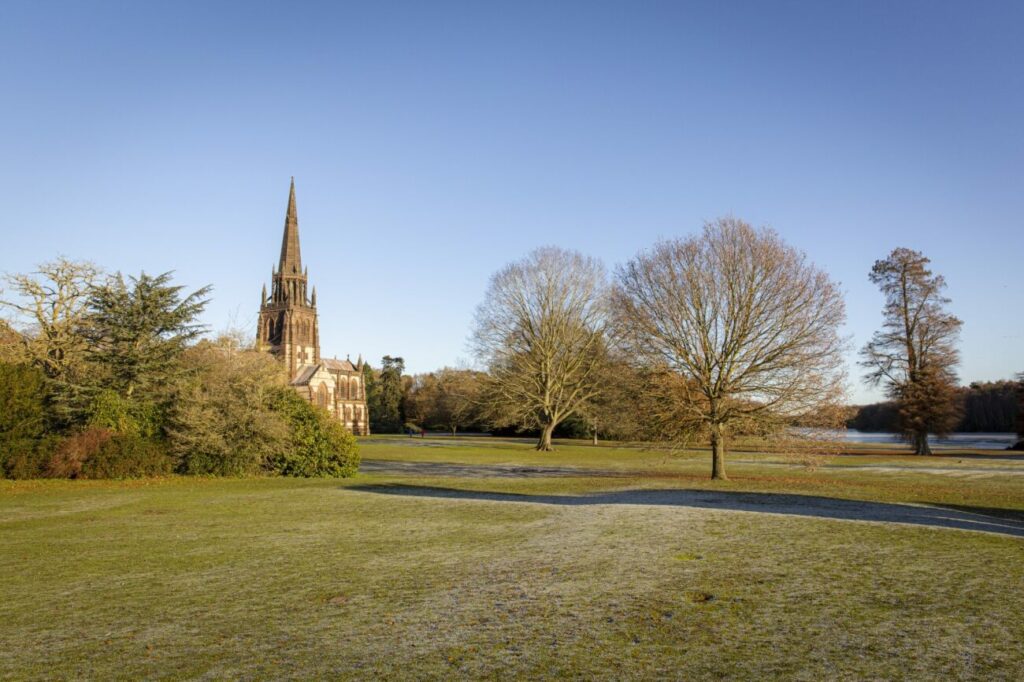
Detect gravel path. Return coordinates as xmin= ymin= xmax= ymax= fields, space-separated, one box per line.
xmin=350 ymin=482 xmax=1024 ymax=538
xmin=361 ymin=457 xmax=1024 ymax=479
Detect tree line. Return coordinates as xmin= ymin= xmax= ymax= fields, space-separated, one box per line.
xmin=5 ymin=220 xmax=1021 ymax=480
xmin=0 ymin=259 xmax=358 ymax=479
xmin=849 ymin=380 xmax=1021 ymax=434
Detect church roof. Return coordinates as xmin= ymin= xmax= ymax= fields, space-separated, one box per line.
xmin=279 ymin=177 xmax=302 ymax=275
xmin=324 ymin=358 xmax=357 ymax=372
xmin=290 ymin=359 xmax=359 ymax=386
xmin=290 ymin=364 xmax=319 ymax=386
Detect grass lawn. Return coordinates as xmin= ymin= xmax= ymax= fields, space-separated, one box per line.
xmin=2 ymin=436 xmax=1023 ymax=679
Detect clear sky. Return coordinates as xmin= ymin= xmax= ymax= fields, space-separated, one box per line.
xmin=1 ymin=1 xmax=1021 ymax=403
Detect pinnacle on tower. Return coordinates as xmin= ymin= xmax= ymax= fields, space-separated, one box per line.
xmin=278 ymin=177 xmax=302 ymax=274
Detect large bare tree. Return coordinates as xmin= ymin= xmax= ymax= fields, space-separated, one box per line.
xmin=860 ymin=248 xmax=962 ymax=455
xmin=1 ymin=258 xmax=102 ymax=420
xmin=472 ymin=247 xmax=608 ymax=451
xmin=613 ymin=218 xmax=846 ymax=479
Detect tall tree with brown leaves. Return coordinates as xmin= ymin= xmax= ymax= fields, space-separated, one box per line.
xmin=861 ymin=248 xmax=962 ymax=455
xmin=613 ymin=218 xmax=847 ymax=479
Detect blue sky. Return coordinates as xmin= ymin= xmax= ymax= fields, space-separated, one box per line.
xmin=1 ymin=1 xmax=1021 ymax=403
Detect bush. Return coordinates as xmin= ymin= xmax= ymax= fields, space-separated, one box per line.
xmin=37 ymin=428 xmax=173 ymax=479
xmin=270 ymin=389 xmax=360 ymax=477
xmin=46 ymin=427 xmax=113 ymax=478
xmin=86 ymin=389 xmax=164 ymax=439
xmin=80 ymin=433 xmax=174 ymax=479
xmin=168 ymin=342 xmax=289 ymax=476
xmin=3 ymin=437 xmax=60 ymax=479
xmin=0 ymin=362 xmax=50 ymax=477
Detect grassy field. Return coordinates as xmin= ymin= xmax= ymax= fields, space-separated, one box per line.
xmin=2 ymin=436 xmax=1023 ymax=680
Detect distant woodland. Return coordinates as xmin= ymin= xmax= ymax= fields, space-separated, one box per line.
xmin=848 ymin=381 xmax=1021 ymax=433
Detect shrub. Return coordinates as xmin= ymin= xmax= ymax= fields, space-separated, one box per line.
xmin=168 ymin=341 xmax=289 ymax=476
xmin=3 ymin=437 xmax=60 ymax=479
xmin=80 ymin=433 xmax=174 ymax=479
xmin=270 ymin=389 xmax=360 ymax=477
xmin=0 ymin=362 xmax=50 ymax=477
xmin=86 ymin=389 xmax=164 ymax=439
xmin=46 ymin=427 xmax=113 ymax=478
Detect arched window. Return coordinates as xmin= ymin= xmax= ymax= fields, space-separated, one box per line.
xmin=351 ymin=377 xmax=360 ymax=399
xmin=317 ymin=384 xmax=328 ymax=408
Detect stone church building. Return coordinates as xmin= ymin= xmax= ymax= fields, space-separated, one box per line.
xmin=256 ymin=179 xmax=370 ymax=435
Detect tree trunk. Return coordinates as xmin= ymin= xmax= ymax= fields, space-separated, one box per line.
xmin=451 ymin=426 xmax=457 ymax=437
xmin=710 ymin=422 xmax=728 ymax=480
xmin=537 ymin=422 xmax=555 ymax=451
xmin=592 ymin=431 xmax=598 ymax=446
xmin=914 ymin=431 xmax=932 ymax=455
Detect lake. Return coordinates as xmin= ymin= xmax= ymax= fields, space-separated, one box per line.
xmin=843 ymin=430 xmax=1018 ymax=450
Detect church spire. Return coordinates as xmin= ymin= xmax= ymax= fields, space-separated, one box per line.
xmin=279 ymin=177 xmax=302 ymax=274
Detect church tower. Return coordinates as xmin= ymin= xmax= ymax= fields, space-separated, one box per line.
xmin=257 ymin=178 xmax=320 ymax=378
xmin=256 ymin=178 xmax=370 ymax=435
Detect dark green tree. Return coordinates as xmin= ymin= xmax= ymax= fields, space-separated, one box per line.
xmin=86 ymin=271 xmax=211 ymax=400
xmin=365 ymin=356 xmax=405 ymax=433
xmin=0 ymin=362 xmax=51 ymax=477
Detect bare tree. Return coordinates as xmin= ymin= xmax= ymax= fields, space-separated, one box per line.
xmin=1 ymin=258 xmax=102 ymax=420
xmin=860 ymin=248 xmax=962 ymax=455
xmin=613 ymin=218 xmax=846 ymax=479
xmin=472 ymin=247 xmax=608 ymax=451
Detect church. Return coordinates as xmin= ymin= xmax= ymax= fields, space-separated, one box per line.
xmin=256 ymin=179 xmax=370 ymax=435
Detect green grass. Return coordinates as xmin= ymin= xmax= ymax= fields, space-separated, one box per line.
xmin=2 ymin=437 xmax=1023 ymax=679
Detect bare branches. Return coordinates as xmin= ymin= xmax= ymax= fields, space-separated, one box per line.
xmin=472 ymin=247 xmax=609 ymax=451
xmin=613 ymin=218 xmax=847 ymax=479
xmin=0 ymin=258 xmax=101 ymax=388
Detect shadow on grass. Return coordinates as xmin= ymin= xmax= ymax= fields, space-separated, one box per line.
xmin=346 ymin=484 xmax=1024 ymax=538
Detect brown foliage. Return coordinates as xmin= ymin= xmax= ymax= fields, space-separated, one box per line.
xmin=46 ymin=427 xmax=113 ymax=478
xmin=861 ymin=248 xmax=962 ymax=454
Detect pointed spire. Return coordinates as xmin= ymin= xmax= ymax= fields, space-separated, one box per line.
xmin=279 ymin=177 xmax=302 ymax=274
xmin=311 ymin=286 xmax=317 ymax=307
xmin=261 ymin=283 xmax=267 ymax=305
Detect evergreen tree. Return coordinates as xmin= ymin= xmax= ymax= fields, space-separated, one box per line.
xmin=368 ymin=355 xmax=405 ymax=433
xmin=0 ymin=362 xmax=50 ymax=477
xmin=86 ymin=271 xmax=211 ymax=400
